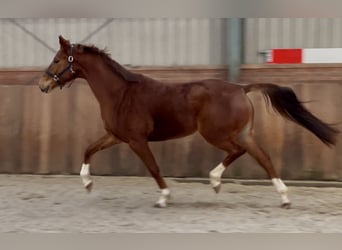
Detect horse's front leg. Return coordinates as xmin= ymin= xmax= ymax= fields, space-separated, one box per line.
xmin=80 ymin=134 xmax=121 ymax=192
xmin=128 ymin=139 xmax=170 ymax=208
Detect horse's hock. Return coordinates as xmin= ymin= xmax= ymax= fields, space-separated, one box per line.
xmin=0 ymin=65 xmax=341 ymax=180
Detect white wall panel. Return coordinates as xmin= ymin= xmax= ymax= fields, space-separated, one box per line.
xmin=245 ymin=18 xmax=342 ymax=64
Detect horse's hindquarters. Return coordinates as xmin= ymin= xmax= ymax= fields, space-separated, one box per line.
xmin=197 ymin=89 xmax=253 ymax=145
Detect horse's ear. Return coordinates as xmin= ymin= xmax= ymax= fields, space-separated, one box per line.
xmin=59 ymin=35 xmax=70 ymax=51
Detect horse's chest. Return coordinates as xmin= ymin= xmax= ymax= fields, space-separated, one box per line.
xmin=101 ymin=109 xmax=147 ymax=141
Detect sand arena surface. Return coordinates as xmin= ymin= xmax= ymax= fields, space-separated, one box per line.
xmin=0 ymin=175 xmax=342 ymax=233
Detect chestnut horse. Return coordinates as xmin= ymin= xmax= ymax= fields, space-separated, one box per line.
xmin=38 ymin=36 xmax=338 ymax=208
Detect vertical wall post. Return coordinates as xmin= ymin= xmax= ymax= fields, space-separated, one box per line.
xmin=228 ymin=18 xmax=243 ymax=83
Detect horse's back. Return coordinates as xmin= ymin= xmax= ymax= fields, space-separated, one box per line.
xmin=147 ymin=79 xmax=251 ymax=142
xmin=185 ymin=79 xmax=249 ymax=114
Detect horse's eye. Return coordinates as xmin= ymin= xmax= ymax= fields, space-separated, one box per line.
xmin=53 ymin=59 xmax=60 ymax=63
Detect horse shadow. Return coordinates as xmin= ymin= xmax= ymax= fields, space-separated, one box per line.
xmin=166 ymin=201 xmax=270 ymax=210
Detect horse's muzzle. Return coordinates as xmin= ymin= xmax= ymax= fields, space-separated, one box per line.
xmin=40 ymin=85 xmax=50 ymax=93
xmin=38 ymin=77 xmax=52 ymax=93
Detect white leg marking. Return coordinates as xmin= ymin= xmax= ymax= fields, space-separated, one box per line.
xmin=80 ymin=163 xmax=92 ymax=188
xmin=209 ymin=163 xmax=226 ymax=188
xmin=155 ymin=188 xmax=171 ymax=208
xmin=272 ymin=178 xmax=290 ymax=204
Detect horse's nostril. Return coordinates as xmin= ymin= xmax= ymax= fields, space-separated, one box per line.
xmin=40 ymin=86 xmax=49 ymax=93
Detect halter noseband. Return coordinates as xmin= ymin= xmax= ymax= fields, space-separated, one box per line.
xmin=45 ymin=44 xmax=76 ymax=89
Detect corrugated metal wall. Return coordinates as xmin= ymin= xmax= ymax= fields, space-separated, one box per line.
xmin=0 ymin=18 xmax=341 ymax=179
xmin=4 ymin=18 xmax=342 ymax=66
xmin=244 ymin=18 xmax=342 ymax=64
xmin=0 ymin=18 xmax=228 ymax=67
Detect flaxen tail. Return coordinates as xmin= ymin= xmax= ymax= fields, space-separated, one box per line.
xmin=243 ymin=83 xmax=339 ymax=147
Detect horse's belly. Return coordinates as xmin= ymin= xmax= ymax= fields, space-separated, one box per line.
xmin=148 ymin=119 xmax=197 ymax=141
xmin=148 ymin=129 xmax=196 ymax=141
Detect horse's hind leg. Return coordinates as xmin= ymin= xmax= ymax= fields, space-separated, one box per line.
xmin=81 ymin=134 xmax=121 ymax=192
xmin=237 ymin=127 xmax=291 ymax=208
xmin=209 ymin=142 xmax=246 ymax=193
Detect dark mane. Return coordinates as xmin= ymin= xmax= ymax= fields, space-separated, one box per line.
xmin=80 ymin=44 xmax=141 ymax=83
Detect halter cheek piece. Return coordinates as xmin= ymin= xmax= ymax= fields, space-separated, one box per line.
xmin=45 ymin=44 xmax=76 ymax=89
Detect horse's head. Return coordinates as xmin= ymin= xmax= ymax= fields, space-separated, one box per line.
xmin=39 ymin=35 xmax=79 ymax=93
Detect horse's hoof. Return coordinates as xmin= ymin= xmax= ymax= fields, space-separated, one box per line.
xmin=154 ymin=202 xmax=167 ymax=208
xmin=85 ymin=181 xmax=93 ymax=193
xmin=281 ymin=202 xmax=291 ymax=209
xmin=213 ymin=184 xmax=221 ymax=194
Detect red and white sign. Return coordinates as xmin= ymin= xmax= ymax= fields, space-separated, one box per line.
xmin=265 ymin=48 xmax=342 ymax=64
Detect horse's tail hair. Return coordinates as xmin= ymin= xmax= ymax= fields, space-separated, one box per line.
xmin=243 ymin=83 xmax=339 ymax=147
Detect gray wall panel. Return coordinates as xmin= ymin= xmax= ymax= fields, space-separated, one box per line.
xmin=0 ymin=18 xmax=227 ymax=68
xmin=3 ymin=18 xmax=342 ymax=66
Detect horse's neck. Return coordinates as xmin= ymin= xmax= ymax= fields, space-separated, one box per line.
xmin=81 ymin=59 xmax=128 ymax=105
